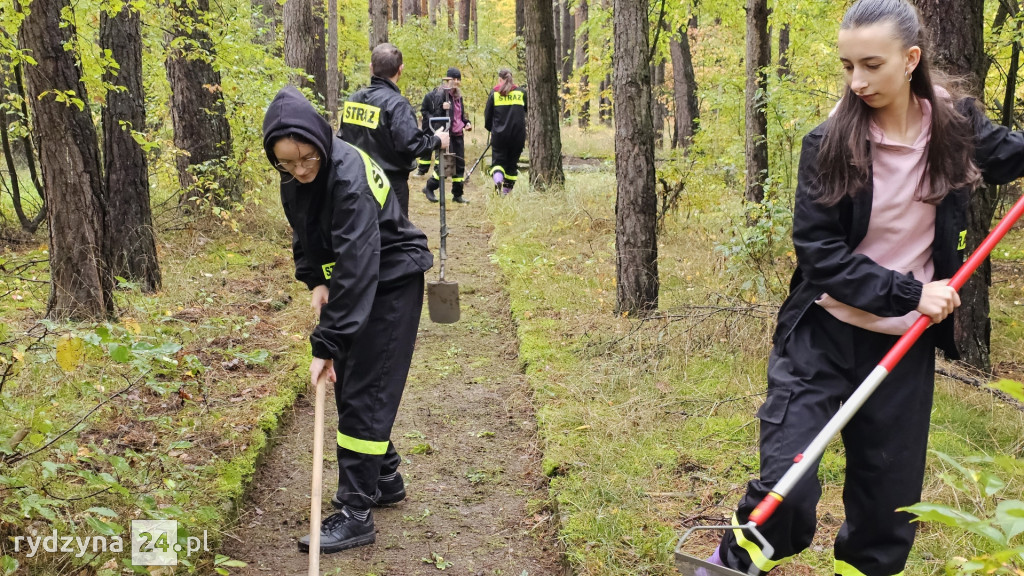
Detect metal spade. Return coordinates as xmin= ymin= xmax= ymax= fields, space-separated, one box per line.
xmin=427 ymin=116 xmax=460 ymax=324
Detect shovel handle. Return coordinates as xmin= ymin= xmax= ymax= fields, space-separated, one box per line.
xmin=308 ymin=371 xmax=328 ymax=575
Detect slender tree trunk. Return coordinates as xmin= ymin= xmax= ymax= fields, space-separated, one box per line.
xmin=447 ymin=0 xmax=455 ymax=30
xmin=560 ymin=0 xmax=573 ymax=119
xmin=575 ymin=0 xmax=589 ymax=128
xmin=459 ymin=0 xmax=470 ymax=41
xmin=253 ymin=0 xmax=278 ymax=47
xmin=651 ymin=59 xmax=666 ymax=142
xmin=430 ymin=0 xmax=439 ymax=25
xmin=403 ymin=0 xmax=416 ymax=21
xmin=11 ymin=60 xmax=44 ymax=196
xmin=553 ymin=1 xmax=561 ymax=73
xmin=524 ymin=0 xmax=565 ymax=187
xmin=166 ymin=0 xmax=238 ymax=205
xmin=599 ymin=0 xmax=611 ymax=126
xmin=285 ymin=0 xmax=327 ymax=103
xmin=392 ymin=0 xmax=399 ymax=23
xmin=472 ymin=0 xmax=478 ymax=45
xmin=777 ymin=22 xmax=790 ymax=77
xmin=918 ymin=0 xmax=990 ymax=370
xmin=744 ymin=0 xmax=769 ymax=204
xmin=21 ymin=0 xmax=113 ymax=319
xmin=101 ymin=5 xmax=161 ymax=292
xmin=0 ymin=49 xmax=45 ymax=233
xmin=328 ymin=0 xmax=339 ymax=125
xmin=370 ymin=0 xmax=389 ymax=47
xmin=515 ymin=0 xmax=525 ymax=36
xmin=670 ymin=19 xmax=698 ymax=149
xmin=1001 ymin=1 xmax=1021 ymax=128
xmin=613 ymin=0 xmax=658 ymax=315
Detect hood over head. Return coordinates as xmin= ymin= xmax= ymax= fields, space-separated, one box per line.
xmin=262 ymin=85 xmax=334 ymax=167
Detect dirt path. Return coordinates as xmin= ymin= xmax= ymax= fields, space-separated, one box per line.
xmin=222 ymin=177 xmax=562 ymax=576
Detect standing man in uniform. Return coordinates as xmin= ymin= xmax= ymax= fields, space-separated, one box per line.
xmin=339 ymin=43 xmax=450 ymax=217
xmin=420 ymin=67 xmax=472 ymax=204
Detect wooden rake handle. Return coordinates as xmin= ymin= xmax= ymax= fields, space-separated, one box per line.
xmin=309 ymin=371 xmax=328 ymax=575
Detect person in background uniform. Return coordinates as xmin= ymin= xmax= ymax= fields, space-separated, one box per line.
xmin=420 ymin=67 xmax=472 ymax=204
xmin=263 ymin=85 xmax=433 ymax=554
xmin=339 ymin=43 xmax=449 ymax=217
xmin=700 ymin=1 xmax=1024 ymax=575
xmin=483 ymin=68 xmax=527 ymax=196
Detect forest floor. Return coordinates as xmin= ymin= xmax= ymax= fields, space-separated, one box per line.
xmin=221 ymin=174 xmax=564 ymax=576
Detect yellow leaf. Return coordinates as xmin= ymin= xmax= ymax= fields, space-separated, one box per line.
xmin=12 ymin=350 xmax=25 ymax=362
xmin=122 ymin=317 xmax=141 ymax=334
xmin=56 ymin=336 xmax=85 ymax=372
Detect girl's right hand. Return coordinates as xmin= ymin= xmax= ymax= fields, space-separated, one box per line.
xmin=916 ymin=279 xmax=961 ymax=324
xmin=310 ymin=357 xmax=336 ymax=391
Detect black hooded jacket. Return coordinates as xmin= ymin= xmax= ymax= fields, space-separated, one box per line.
xmin=263 ymin=85 xmax=433 ymax=361
xmin=339 ymin=76 xmax=441 ymax=174
xmin=484 ymin=86 xmax=526 ymax=145
xmin=774 ymin=97 xmax=1024 ymax=359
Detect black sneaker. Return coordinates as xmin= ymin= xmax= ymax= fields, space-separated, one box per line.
xmin=422 ymin=186 xmax=438 ymax=203
xmin=452 ymin=196 xmax=470 ymax=204
xmin=297 ymin=507 xmax=375 ymax=554
xmin=332 ymin=473 xmax=406 ymax=508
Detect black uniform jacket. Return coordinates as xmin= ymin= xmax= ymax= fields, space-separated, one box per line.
xmin=775 ymin=98 xmax=1024 ymax=359
xmin=420 ymin=87 xmax=469 ymax=133
xmin=484 ymin=86 xmax=527 ymax=144
xmin=263 ymin=85 xmax=433 ymax=361
xmin=339 ymin=76 xmax=441 ymax=173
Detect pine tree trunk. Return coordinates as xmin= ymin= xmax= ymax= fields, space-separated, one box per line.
xmin=285 ymin=0 xmax=327 ymax=103
xmin=447 ymin=0 xmax=455 ymax=30
xmin=328 ymin=0 xmax=339 ymax=125
xmin=472 ymin=0 xmax=477 ymax=45
xmin=744 ymin=0 xmax=769 ymax=204
xmin=166 ymin=0 xmax=237 ymax=205
xmin=370 ymin=0 xmax=389 ymax=47
xmin=670 ymin=19 xmax=699 ymax=150
xmin=459 ymin=0 xmax=470 ymax=41
xmin=918 ymin=0 xmax=991 ymax=371
xmin=524 ymin=0 xmax=564 ymax=188
xmin=560 ymin=0 xmax=573 ymax=119
xmin=777 ymin=22 xmax=790 ymax=77
xmin=613 ymin=0 xmax=658 ymax=315
xmin=515 ymin=0 xmax=525 ymax=36
xmin=651 ymin=59 xmax=666 ymax=142
xmin=253 ymin=0 xmax=278 ymax=47
xmin=429 ymin=0 xmax=439 ymax=25
xmin=574 ymin=0 xmax=589 ymax=127
xmin=101 ymin=5 xmax=161 ymax=293
xmin=20 ymin=0 xmax=113 ymax=319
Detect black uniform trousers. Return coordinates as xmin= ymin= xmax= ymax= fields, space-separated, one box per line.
xmin=334 ymin=273 xmax=424 ymax=510
xmin=490 ymin=136 xmax=525 ymax=190
xmin=425 ymin=134 xmax=466 ymax=198
xmin=385 ymin=170 xmax=411 ymax=217
xmin=721 ymin=305 xmax=936 ymax=576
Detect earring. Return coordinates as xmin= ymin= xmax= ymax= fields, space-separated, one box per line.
xmin=905 ymin=70 xmax=913 ymax=83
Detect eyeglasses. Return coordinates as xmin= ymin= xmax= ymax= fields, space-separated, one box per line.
xmin=274 ymin=154 xmax=320 ymax=172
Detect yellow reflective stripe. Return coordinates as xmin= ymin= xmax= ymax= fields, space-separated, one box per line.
xmin=417 ymin=158 xmax=432 ymax=164
xmin=494 ymin=92 xmax=525 ymax=106
xmin=337 ymin=431 xmax=389 ymax=455
xmin=834 ymin=560 xmax=902 ymax=576
xmin=490 ymin=166 xmax=506 ymax=175
xmin=352 ymin=147 xmax=390 ymax=208
xmin=505 ymin=174 xmax=517 ymax=181
xmin=451 ymin=177 xmax=464 ymax=182
xmin=342 ymin=101 xmax=381 ymax=129
xmin=732 ymin=514 xmax=789 ymax=572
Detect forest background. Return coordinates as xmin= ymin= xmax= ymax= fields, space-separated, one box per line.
xmin=2 ymin=0 xmax=1024 ymax=574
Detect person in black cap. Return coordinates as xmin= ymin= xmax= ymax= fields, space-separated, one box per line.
xmin=419 ymin=67 xmax=472 ymax=204
xmin=339 ymin=43 xmax=450 ymax=217
xmin=263 ymin=85 xmax=433 ymax=554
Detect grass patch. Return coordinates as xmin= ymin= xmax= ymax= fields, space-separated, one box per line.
xmin=0 ymin=199 xmax=315 ymax=574
xmin=488 ymin=170 xmax=1024 ymax=575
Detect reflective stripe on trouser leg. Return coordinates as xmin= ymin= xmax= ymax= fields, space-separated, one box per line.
xmin=334 ymin=274 xmax=424 ymax=509
xmin=730 ymin=514 xmax=792 ymax=573
xmin=835 ymin=560 xmax=904 ymax=576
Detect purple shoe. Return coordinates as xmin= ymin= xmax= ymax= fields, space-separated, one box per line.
xmin=692 ymin=546 xmax=725 ymax=576
xmin=493 ymin=171 xmax=504 ymax=186
xmin=501 ymin=187 xmax=512 ymax=196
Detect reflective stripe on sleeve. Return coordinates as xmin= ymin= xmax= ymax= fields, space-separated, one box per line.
xmin=835 ymin=560 xmax=903 ymax=576
xmin=732 ymin=514 xmax=789 ymax=573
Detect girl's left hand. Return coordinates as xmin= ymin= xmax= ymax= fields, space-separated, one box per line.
xmin=310 ymin=357 xmax=336 ymax=390
xmin=917 ymin=279 xmax=961 ymax=324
